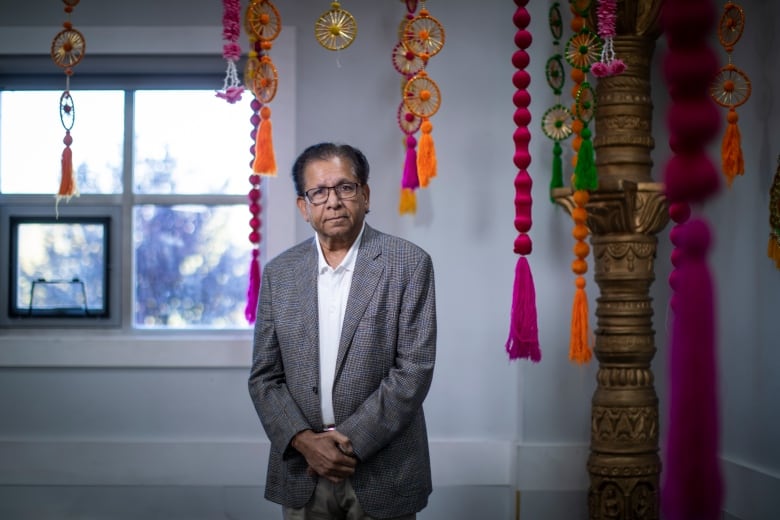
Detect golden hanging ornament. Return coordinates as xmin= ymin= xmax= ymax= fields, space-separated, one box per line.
xmin=315 ymin=1 xmax=357 ymax=51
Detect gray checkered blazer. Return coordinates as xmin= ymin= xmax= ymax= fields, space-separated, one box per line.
xmin=249 ymin=224 xmax=437 ymax=518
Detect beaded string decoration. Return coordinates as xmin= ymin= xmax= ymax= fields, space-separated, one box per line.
xmin=403 ymin=1 xmax=445 ymax=189
xmin=660 ymin=0 xmax=724 ymax=517
xmin=394 ymin=0 xmax=424 ymax=215
xmin=563 ymin=0 xmax=601 ymax=364
xmin=505 ymin=0 xmax=540 ymax=362
xmin=216 ymin=0 xmax=245 ymax=104
xmin=710 ymin=1 xmax=751 ymax=187
xmin=243 ymin=0 xmax=282 ymax=323
xmin=315 ymin=1 xmax=358 ymax=51
xmin=769 ymin=155 xmax=780 ymax=269
xmin=541 ymin=2 xmax=572 ymax=200
xmin=590 ymin=0 xmax=625 ymax=78
xmin=50 ymin=0 xmax=85 ymax=212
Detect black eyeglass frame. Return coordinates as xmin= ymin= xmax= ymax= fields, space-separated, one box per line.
xmin=303 ymin=182 xmax=361 ymax=205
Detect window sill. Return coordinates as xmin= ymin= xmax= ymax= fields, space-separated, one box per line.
xmin=0 ymin=331 xmax=253 ymax=368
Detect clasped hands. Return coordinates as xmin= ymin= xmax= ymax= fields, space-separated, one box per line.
xmin=292 ymin=429 xmax=357 ymax=483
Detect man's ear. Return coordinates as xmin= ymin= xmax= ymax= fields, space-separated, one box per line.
xmin=296 ymin=197 xmax=310 ymax=222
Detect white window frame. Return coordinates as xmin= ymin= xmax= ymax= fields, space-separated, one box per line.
xmin=0 ymin=26 xmax=298 ymax=368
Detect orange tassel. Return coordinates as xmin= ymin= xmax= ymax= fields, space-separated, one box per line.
xmin=569 ymin=275 xmax=593 ymax=364
xmin=399 ymin=188 xmax=417 ymax=215
xmin=417 ymin=119 xmax=437 ymax=187
xmin=721 ymin=108 xmax=744 ymax=187
xmin=252 ymin=105 xmax=277 ymax=176
xmin=57 ymin=131 xmax=77 ymax=199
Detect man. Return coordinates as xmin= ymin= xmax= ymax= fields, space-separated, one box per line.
xmin=248 ymin=142 xmax=437 ymax=520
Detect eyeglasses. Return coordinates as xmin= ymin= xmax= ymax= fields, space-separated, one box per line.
xmin=304 ymin=182 xmax=361 ymax=205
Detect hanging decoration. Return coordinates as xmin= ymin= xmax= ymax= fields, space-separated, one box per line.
xmin=216 ymin=0 xmax=245 ymax=104
xmin=769 ymin=155 xmax=780 ymax=269
xmin=50 ymin=0 xmax=85 ymax=212
xmin=394 ymin=0 xmax=423 ymax=215
xmin=660 ymin=0 xmax=724 ymax=517
xmin=245 ymin=0 xmax=281 ymax=176
xmin=541 ymin=2 xmax=572 ymax=200
xmin=505 ymin=0 xmax=540 ymax=362
xmin=710 ymin=1 xmax=751 ymax=187
xmin=591 ymin=0 xmax=625 ymax=78
xmin=403 ymin=1 xmax=445 ymax=189
xmin=315 ymin=1 xmax=358 ymax=51
xmin=243 ymin=0 xmax=281 ymax=323
xmin=245 ymin=99 xmax=264 ymax=323
xmin=564 ymin=0 xmax=601 ymax=364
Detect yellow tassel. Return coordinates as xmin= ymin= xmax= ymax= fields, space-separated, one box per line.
xmin=417 ymin=119 xmax=437 ymax=187
xmin=569 ymin=276 xmax=592 ymax=364
xmin=721 ymin=108 xmax=744 ymax=187
xmin=399 ymin=188 xmax=417 ymax=215
xmin=253 ymin=105 xmax=277 ymax=176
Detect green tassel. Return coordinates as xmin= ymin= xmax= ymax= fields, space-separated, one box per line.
xmin=574 ymin=126 xmax=598 ymax=191
xmin=550 ymin=141 xmax=564 ymax=202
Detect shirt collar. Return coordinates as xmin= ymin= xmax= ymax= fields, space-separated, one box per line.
xmin=315 ymin=223 xmax=365 ymax=274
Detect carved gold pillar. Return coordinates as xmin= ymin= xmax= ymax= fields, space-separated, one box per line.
xmin=554 ymin=2 xmax=666 ymax=519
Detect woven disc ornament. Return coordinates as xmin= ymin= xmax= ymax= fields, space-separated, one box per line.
xmin=249 ymin=55 xmax=279 ymax=104
xmin=542 ymin=104 xmax=573 ymax=142
xmin=545 ymin=54 xmax=566 ymax=96
xmin=315 ymin=1 xmax=357 ymax=51
xmin=565 ymin=30 xmax=602 ymax=73
xmin=398 ymin=100 xmax=423 ymax=135
xmin=245 ymin=0 xmax=282 ymax=42
xmin=403 ymin=6 xmax=445 ymax=62
xmin=51 ymin=28 xmax=85 ymax=68
xmin=403 ymin=70 xmax=441 ymax=119
xmin=392 ymin=42 xmax=425 ymax=76
xmin=710 ymin=64 xmax=751 ymax=109
xmin=719 ymin=1 xmax=745 ymax=47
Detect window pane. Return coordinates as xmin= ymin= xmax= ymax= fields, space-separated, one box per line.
xmin=133 ymin=204 xmax=252 ymax=329
xmin=0 ymin=90 xmax=124 ymax=194
xmin=12 ymin=218 xmax=108 ymax=317
xmin=134 ymin=91 xmax=253 ymax=195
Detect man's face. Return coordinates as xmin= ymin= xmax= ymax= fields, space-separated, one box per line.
xmin=296 ymin=156 xmax=370 ymax=246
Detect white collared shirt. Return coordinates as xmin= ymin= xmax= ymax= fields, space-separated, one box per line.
xmin=315 ymin=225 xmax=364 ymax=426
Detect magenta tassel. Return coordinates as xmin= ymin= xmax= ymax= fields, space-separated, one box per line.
xmin=402 ymin=135 xmax=419 ymax=190
xmin=505 ymin=256 xmax=540 ymax=362
xmin=244 ymin=250 xmax=262 ymax=324
xmin=662 ymin=219 xmax=723 ymax=520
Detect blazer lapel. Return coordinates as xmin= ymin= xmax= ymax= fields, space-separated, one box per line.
xmin=296 ymin=239 xmax=320 ymax=355
xmin=336 ymin=226 xmax=384 ymax=373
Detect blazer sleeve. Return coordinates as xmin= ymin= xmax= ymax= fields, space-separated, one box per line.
xmin=338 ymin=248 xmax=437 ymax=461
xmin=248 ymin=262 xmax=311 ymax=456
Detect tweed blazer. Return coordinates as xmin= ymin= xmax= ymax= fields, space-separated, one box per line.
xmin=249 ymin=224 xmax=437 ymax=519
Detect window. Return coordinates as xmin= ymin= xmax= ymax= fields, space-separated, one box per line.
xmin=0 ymin=88 xmax=265 ymax=330
xmin=9 ymin=216 xmax=110 ymax=319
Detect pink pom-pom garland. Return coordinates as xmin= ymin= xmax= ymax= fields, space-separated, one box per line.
xmin=505 ymin=0 xmax=540 ymax=362
xmin=592 ymin=0 xmax=625 ymax=78
xmin=217 ymin=0 xmax=245 ymax=103
xmin=661 ymin=0 xmax=723 ymax=517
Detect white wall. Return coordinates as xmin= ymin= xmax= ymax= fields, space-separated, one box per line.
xmin=0 ymin=1 xmax=777 ymax=519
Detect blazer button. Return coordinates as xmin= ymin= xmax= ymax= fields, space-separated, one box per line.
xmin=312 ymin=386 xmax=318 ymax=395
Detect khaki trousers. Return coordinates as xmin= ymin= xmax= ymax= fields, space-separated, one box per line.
xmin=282 ymin=478 xmax=416 ymax=520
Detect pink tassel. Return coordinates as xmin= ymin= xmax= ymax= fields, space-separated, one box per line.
xmin=402 ymin=134 xmax=420 ymax=190
xmin=244 ymin=249 xmax=262 ymax=324
xmin=505 ymin=256 xmax=541 ymax=362
xmin=662 ymin=219 xmax=723 ymax=520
